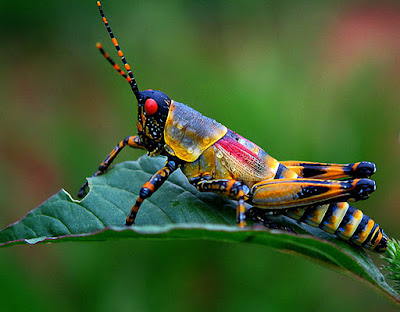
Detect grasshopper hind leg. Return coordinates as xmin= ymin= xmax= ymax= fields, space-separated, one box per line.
xmin=249 ymin=178 xmax=376 ymax=209
xmin=280 ymin=161 xmax=376 ymax=180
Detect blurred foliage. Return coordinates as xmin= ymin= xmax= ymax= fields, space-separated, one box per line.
xmin=0 ymin=0 xmax=399 ymax=311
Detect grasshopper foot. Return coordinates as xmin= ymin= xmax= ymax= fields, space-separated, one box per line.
xmin=350 ymin=178 xmax=376 ymax=201
xmin=77 ymin=181 xmax=89 ymax=199
xmin=350 ymin=161 xmax=376 ymax=178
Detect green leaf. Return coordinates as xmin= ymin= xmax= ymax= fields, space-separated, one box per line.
xmin=1 ymin=156 xmax=399 ymax=306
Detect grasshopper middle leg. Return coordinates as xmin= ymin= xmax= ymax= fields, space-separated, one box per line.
xmin=194 ymin=179 xmax=249 ymax=227
xmin=126 ymin=158 xmax=180 ymax=225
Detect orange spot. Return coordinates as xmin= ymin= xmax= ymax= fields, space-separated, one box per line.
xmin=131 ymin=205 xmax=140 ymax=212
xmin=353 ymin=209 xmax=363 ymax=220
xmin=330 ymin=216 xmax=338 ymax=226
xmin=128 ymin=136 xmax=136 ymax=145
xmin=102 ymin=17 xmax=108 ymax=24
xmin=140 ymin=111 xmax=146 ymax=126
xmin=135 ymin=198 xmax=143 ymax=204
xmin=224 ymin=180 xmax=237 ymax=195
xmin=343 ymin=223 xmax=353 ymax=235
xmin=226 ymin=180 xmax=236 ymax=189
xmin=112 ymin=38 xmax=118 ymax=46
xmin=96 ymin=42 xmax=102 ymax=49
xmin=126 ymin=76 xmax=132 ymax=82
xmin=238 ymin=203 xmax=246 ymax=213
xmin=238 ymin=221 xmax=247 ymax=228
xmin=113 ymin=64 xmax=120 ymax=70
xmin=143 ymin=182 xmax=155 ymax=192
xmin=308 ymin=207 xmax=327 ymax=225
xmin=124 ymin=64 xmax=131 ymax=71
xmin=118 ymin=50 xmax=124 ymax=57
xmin=373 ymin=230 xmax=383 ymax=247
xmin=97 ymin=1 xmax=101 ymax=7
xmin=358 ymin=219 xmax=375 ymax=243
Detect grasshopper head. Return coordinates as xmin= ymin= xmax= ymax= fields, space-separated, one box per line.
xmin=136 ymin=90 xmax=171 ymax=154
xmin=95 ymin=2 xmax=171 ymax=154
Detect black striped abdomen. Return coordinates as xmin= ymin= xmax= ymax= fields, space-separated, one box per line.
xmin=284 ymin=202 xmax=388 ymax=253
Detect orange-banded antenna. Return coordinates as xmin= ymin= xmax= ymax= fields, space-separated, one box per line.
xmin=96 ymin=42 xmax=129 ymax=80
xmin=97 ymin=1 xmax=140 ymax=100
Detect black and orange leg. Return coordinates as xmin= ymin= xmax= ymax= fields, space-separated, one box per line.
xmin=194 ymin=179 xmax=249 ymax=227
xmin=78 ymin=135 xmax=145 ymax=198
xmin=280 ymin=161 xmax=376 ymax=180
xmin=126 ymin=158 xmax=181 ymax=225
xmin=249 ymin=178 xmax=376 ymax=209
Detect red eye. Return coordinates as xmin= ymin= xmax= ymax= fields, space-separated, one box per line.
xmin=144 ymin=98 xmax=158 ymax=115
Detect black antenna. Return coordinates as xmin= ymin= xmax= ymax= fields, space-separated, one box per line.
xmin=97 ymin=1 xmax=140 ymax=100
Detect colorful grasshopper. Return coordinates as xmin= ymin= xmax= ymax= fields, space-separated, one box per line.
xmin=79 ymin=1 xmax=388 ymax=253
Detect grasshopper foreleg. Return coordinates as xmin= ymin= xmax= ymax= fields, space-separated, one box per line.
xmin=78 ymin=135 xmax=145 ymax=198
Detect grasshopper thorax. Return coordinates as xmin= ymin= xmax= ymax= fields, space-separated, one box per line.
xmin=137 ymin=90 xmax=171 ymax=154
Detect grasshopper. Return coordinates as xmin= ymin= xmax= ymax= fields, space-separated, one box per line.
xmin=79 ymin=1 xmax=388 ymax=253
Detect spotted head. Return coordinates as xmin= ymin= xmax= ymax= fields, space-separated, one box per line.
xmin=96 ymin=1 xmax=172 ymax=154
xmin=136 ymin=90 xmax=171 ymax=153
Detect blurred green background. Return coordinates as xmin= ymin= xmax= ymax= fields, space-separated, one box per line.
xmin=0 ymin=0 xmax=399 ymax=311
